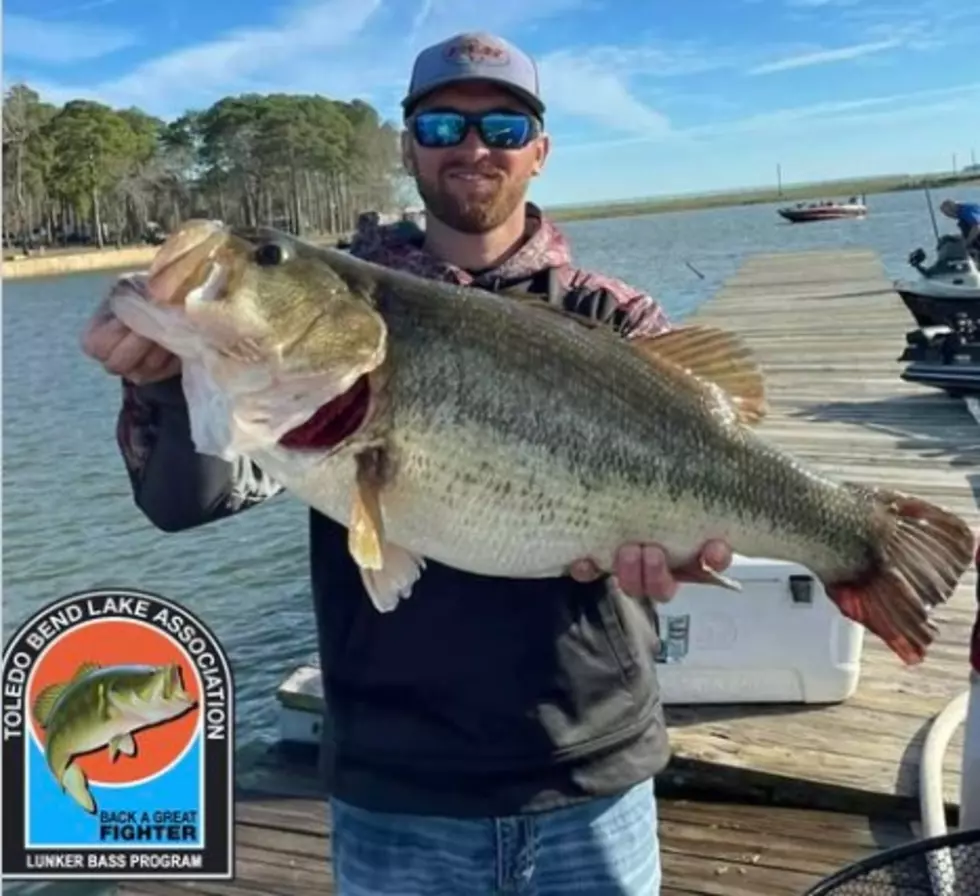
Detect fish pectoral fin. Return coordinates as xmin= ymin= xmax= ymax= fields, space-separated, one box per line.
xmin=359 ymin=545 xmax=426 ymax=612
xmin=348 ymin=448 xmax=388 ymax=570
xmin=62 ymin=762 xmax=96 ymax=814
xmin=346 ymin=446 xmax=425 ymax=612
xmin=32 ymin=683 xmax=69 ymax=729
xmin=634 ymin=325 xmax=768 ymax=426
xmin=109 ymin=732 xmax=137 ymax=762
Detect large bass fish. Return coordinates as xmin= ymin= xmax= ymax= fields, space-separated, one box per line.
xmin=105 ymin=220 xmax=975 ymax=666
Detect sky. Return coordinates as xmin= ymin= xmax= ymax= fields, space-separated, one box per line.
xmin=4 ymin=0 xmax=979 ymax=207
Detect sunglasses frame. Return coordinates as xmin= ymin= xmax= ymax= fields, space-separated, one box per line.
xmin=409 ymin=108 xmax=542 ymax=150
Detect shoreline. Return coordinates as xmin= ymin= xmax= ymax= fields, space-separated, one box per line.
xmin=545 ymin=173 xmax=980 ymax=223
xmin=3 ymin=234 xmax=350 ymax=282
xmin=6 ymin=173 xmax=979 ymax=281
xmin=3 ymin=245 xmax=160 ymax=281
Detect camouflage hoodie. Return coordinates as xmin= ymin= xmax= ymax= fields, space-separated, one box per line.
xmin=116 ymin=203 xmax=670 ymax=479
xmin=348 ymin=202 xmax=670 ymax=336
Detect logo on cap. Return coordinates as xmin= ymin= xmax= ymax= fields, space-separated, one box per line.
xmin=444 ymin=36 xmax=509 ymax=67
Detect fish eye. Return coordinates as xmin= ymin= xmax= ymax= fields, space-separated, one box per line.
xmin=254 ymin=242 xmax=289 ymax=266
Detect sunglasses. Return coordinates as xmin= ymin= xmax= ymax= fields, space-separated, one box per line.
xmin=410 ymin=109 xmax=541 ymax=150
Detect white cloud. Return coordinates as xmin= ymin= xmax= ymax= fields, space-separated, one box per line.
xmin=24 ymin=0 xmax=385 ymax=115
xmin=538 ymin=51 xmax=672 ymax=140
xmin=748 ymin=38 xmax=902 ymax=74
xmin=559 ymin=80 xmax=980 ymax=151
xmin=3 ymin=13 xmax=137 ymax=64
xmin=693 ymin=81 xmax=980 ymax=134
xmin=24 ymin=0 xmax=593 ymax=120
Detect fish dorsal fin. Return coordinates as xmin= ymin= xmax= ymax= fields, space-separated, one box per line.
xmin=633 ymin=326 xmax=767 ymax=426
xmin=32 ymin=682 xmax=69 ymax=729
xmin=510 ymin=296 xmax=767 ymax=427
xmin=73 ymin=661 xmax=100 ymax=681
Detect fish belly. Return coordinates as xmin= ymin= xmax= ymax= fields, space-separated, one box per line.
xmin=248 ymin=422 xmax=733 ymax=578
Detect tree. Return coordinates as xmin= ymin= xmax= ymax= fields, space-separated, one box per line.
xmin=3 ymin=82 xmax=407 ymax=249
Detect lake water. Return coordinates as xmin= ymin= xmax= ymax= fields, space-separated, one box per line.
xmin=2 ymin=187 xmax=978 ymax=784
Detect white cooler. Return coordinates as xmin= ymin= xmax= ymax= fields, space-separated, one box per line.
xmin=277 ymin=554 xmax=867 ymax=747
xmin=652 ymin=554 xmax=865 ymax=705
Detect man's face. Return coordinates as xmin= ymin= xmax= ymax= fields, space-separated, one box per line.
xmin=402 ymin=82 xmax=550 ymax=234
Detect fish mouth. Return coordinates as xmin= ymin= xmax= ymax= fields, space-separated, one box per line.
xmin=144 ymin=219 xmax=234 ymax=309
xmin=277 ymin=373 xmax=373 ymax=452
xmin=119 ymin=220 xmax=382 ymax=455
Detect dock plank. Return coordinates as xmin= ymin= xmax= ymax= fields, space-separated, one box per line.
xmin=666 ymin=248 xmax=980 ymax=811
xmin=114 ymin=751 xmax=916 ymax=896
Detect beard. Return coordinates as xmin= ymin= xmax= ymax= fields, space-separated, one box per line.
xmin=413 ymin=163 xmax=529 ymax=234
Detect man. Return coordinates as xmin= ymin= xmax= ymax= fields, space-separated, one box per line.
xmin=81 ymin=31 xmax=732 ymax=895
xmin=940 ymin=198 xmax=980 ymax=256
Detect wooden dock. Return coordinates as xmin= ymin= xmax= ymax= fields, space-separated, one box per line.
xmin=116 ymin=747 xmax=917 ymax=896
xmin=669 ymin=248 xmax=980 ymax=812
xmin=112 ymin=248 xmax=977 ymax=894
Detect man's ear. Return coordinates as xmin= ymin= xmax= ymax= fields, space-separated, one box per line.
xmin=400 ymin=130 xmax=416 ymax=177
xmin=531 ymin=133 xmax=551 ymax=176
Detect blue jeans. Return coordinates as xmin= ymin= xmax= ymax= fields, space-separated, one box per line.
xmin=329 ymin=778 xmax=660 ymax=895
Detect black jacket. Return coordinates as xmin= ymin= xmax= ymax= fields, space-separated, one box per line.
xmin=114 ymin=225 xmax=671 ymax=816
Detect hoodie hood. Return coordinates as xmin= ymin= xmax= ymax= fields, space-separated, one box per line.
xmin=347 ymin=203 xmax=573 ymax=287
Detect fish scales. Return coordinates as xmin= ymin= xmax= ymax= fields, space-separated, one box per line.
xmin=103 ymin=220 xmax=976 ymax=665
xmin=252 ymin=272 xmax=875 ymax=581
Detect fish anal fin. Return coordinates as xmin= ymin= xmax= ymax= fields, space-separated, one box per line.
xmin=633 ymin=326 xmax=768 ymax=426
xmin=32 ymin=683 xmax=68 ymax=729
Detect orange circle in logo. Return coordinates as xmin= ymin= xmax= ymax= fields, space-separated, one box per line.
xmin=28 ymin=619 xmax=201 ymax=785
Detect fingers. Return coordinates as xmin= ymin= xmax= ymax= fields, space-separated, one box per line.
xmin=80 ymin=306 xmax=180 ymax=384
xmin=613 ymin=540 xmax=734 ymax=602
xmin=614 ymin=543 xmax=676 ymax=602
xmin=102 ymin=330 xmax=163 ymax=378
xmin=701 ymin=539 xmax=732 ymax=572
xmin=128 ymin=352 xmax=182 ymax=385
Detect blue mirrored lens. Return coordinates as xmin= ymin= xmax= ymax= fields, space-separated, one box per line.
xmin=479 ymin=113 xmax=533 ymax=148
xmin=413 ymin=113 xmax=467 ymax=147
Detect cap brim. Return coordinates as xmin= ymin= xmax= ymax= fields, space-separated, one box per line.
xmin=403 ymin=74 xmax=545 ymax=117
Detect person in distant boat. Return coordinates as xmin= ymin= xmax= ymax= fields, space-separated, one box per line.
xmin=940 ymin=198 xmax=980 ymax=256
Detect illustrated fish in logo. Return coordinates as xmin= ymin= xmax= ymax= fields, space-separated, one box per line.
xmin=32 ymin=661 xmax=197 ymax=814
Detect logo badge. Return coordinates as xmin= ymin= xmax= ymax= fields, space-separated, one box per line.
xmin=444 ymin=36 xmax=510 ymax=66
xmin=1 ymin=588 xmax=234 ymax=880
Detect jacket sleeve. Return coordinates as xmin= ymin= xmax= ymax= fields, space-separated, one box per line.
xmin=560 ymin=267 xmax=672 ymax=338
xmin=116 ymin=376 xmax=283 ymax=533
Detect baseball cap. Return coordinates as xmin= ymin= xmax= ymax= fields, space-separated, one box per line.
xmin=402 ymin=32 xmax=545 ymax=118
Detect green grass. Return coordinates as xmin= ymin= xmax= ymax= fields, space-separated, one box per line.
xmin=544 ymin=171 xmax=980 ymax=223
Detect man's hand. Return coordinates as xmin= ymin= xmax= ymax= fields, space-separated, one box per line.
xmin=81 ymin=298 xmax=181 ymax=384
xmin=569 ymin=540 xmax=733 ymax=602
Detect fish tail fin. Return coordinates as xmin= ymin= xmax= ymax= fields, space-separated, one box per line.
xmin=62 ymin=762 xmax=96 ymax=815
xmin=826 ymin=484 xmax=974 ymax=666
